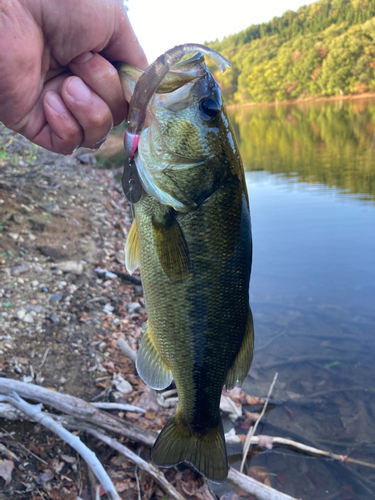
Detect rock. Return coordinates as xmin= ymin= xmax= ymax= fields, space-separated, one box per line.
xmin=52 ymin=268 xmax=63 ymax=276
xmin=39 ymin=284 xmax=49 ymax=293
xmin=21 ymin=204 xmax=32 ymax=214
xmin=17 ymin=277 xmax=24 ymax=284
xmin=58 ymin=281 xmax=67 ymax=289
xmin=30 ymin=220 xmax=46 ymax=232
xmin=58 ymin=261 xmax=84 ymax=275
xmin=49 ymin=292 xmax=64 ymax=303
xmin=8 ymin=233 xmax=19 ymax=241
xmin=127 ymin=302 xmax=141 ymax=314
xmin=11 ymin=213 xmax=24 ymax=224
xmin=23 ymin=313 xmax=34 ymax=324
xmin=16 ymin=309 xmax=26 ymax=320
xmin=95 ymin=268 xmax=117 ymax=279
xmin=76 ymin=153 xmax=97 ymax=165
xmin=44 ymin=202 xmax=60 ymax=213
xmin=25 ymin=304 xmax=45 ymax=313
xmin=46 ymin=315 xmax=60 ymax=324
xmin=98 ymin=342 xmax=107 ymax=352
xmin=31 ymin=280 xmax=39 ymax=287
xmin=12 ymin=265 xmax=29 ymax=276
xmin=28 ymin=233 xmax=36 ymax=241
xmin=37 ymin=245 xmax=67 ymax=261
xmin=33 ymin=265 xmax=43 ymax=275
xmin=115 ymin=250 xmax=125 ymax=265
xmin=113 ymin=374 xmax=133 ymax=394
xmin=68 ymin=284 xmax=77 ymax=294
xmin=103 ymin=304 xmax=115 ymax=313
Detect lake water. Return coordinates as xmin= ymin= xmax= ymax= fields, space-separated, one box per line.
xmin=105 ymin=97 xmax=375 ymax=499
xmin=226 ymin=99 xmax=375 ymax=499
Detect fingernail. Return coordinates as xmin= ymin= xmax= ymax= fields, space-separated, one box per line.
xmin=66 ymin=77 xmax=91 ymax=101
xmin=71 ymin=51 xmax=94 ymax=64
xmin=45 ymin=91 xmax=67 ymax=114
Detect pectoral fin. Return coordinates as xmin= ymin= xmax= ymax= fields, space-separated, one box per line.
xmin=152 ymin=210 xmax=189 ymax=281
xmin=225 ymin=308 xmax=254 ymax=391
xmin=125 ymin=219 xmax=140 ymax=275
xmin=136 ymin=322 xmax=173 ymax=390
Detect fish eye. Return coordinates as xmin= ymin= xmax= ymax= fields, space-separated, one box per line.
xmin=199 ymin=98 xmax=220 ymax=120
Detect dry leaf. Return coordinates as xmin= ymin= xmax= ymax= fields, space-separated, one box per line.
xmin=36 ymin=469 xmax=55 ymax=485
xmin=277 ymin=472 xmax=287 ymax=485
xmin=244 ymin=411 xmax=260 ymax=423
xmin=248 ymin=466 xmax=271 ymax=487
xmin=50 ymin=458 xmax=64 ymax=473
xmin=245 ymin=395 xmax=265 ymax=405
xmin=114 ymin=481 xmax=130 ymax=493
xmin=220 ymin=395 xmax=242 ymax=419
xmin=0 ymin=459 xmax=14 ymax=484
xmin=284 ymin=406 xmax=295 ymax=420
xmin=144 ymin=409 xmax=157 ymax=420
xmin=227 ymin=387 xmax=246 ymax=403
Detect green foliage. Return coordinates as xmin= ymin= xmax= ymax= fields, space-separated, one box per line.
xmin=207 ymin=0 xmax=375 ymax=103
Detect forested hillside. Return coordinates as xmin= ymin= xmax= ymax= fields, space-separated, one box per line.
xmin=207 ymin=0 xmax=375 ymax=103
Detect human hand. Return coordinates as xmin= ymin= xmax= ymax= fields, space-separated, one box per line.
xmin=0 ymin=0 xmax=147 ymax=154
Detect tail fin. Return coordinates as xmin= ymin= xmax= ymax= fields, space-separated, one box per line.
xmin=151 ymin=414 xmax=228 ymax=482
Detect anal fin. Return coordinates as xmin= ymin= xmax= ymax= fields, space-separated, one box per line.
xmin=136 ymin=321 xmax=173 ymax=390
xmin=152 ymin=209 xmax=189 ymax=281
xmin=225 ymin=308 xmax=254 ymax=391
xmin=125 ymin=219 xmax=140 ymax=275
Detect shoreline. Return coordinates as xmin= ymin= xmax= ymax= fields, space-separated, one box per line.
xmin=226 ymin=92 xmax=375 ymax=109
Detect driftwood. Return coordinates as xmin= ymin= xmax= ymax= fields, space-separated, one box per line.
xmin=0 ymin=392 xmax=120 ymax=500
xmin=0 ymin=379 xmax=300 ymax=500
xmin=76 ymin=424 xmax=185 ymax=500
xmin=240 ymin=372 xmax=278 ymax=473
xmin=0 ymin=378 xmax=156 ymax=447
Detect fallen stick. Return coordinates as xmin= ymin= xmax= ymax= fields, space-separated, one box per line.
xmin=241 ymin=373 xmax=278 ymax=473
xmin=117 ymin=338 xmax=137 ymax=362
xmin=0 ymin=378 xmax=156 ymax=446
xmin=225 ymin=431 xmax=375 ymax=470
xmin=0 ymin=379 xmax=299 ymax=500
xmin=227 ymin=467 xmax=298 ymax=500
xmin=1 ymin=379 xmax=374 ymax=471
xmin=0 ymin=392 xmax=120 ymax=500
xmin=77 ymin=424 xmax=184 ymax=500
xmin=90 ymin=402 xmax=145 ymax=413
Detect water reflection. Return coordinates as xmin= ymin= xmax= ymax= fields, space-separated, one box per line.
xmin=228 ymin=98 xmax=375 ymax=201
xmin=231 ymin=100 xmax=375 ymax=499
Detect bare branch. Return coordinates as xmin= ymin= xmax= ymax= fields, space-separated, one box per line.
xmin=227 ymin=467 xmax=299 ymax=500
xmin=78 ymin=425 xmax=185 ymax=500
xmin=0 ymin=392 xmax=120 ymax=500
xmin=240 ymin=372 xmax=278 ymax=473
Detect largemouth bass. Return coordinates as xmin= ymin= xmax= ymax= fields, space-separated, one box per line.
xmin=118 ymin=49 xmax=253 ymax=482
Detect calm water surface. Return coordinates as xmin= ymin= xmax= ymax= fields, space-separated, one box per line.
xmin=222 ymin=99 xmax=375 ymax=499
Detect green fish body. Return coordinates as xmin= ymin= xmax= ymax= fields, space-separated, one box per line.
xmin=119 ymin=54 xmax=253 ymax=482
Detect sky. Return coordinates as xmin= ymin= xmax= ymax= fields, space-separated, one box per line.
xmin=127 ymin=0 xmax=317 ymax=63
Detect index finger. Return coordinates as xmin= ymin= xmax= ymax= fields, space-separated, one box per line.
xmin=101 ymin=11 xmax=148 ymax=70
